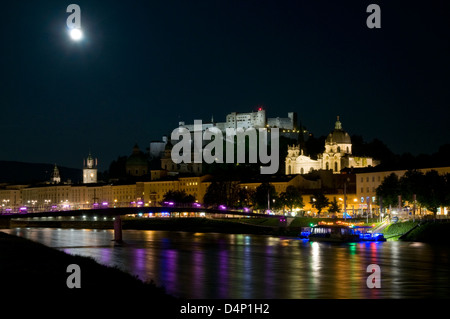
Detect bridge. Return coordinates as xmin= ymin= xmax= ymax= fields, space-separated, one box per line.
xmin=0 ymin=206 xmax=292 ymax=243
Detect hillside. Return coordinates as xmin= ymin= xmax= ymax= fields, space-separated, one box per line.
xmin=0 ymin=161 xmax=82 ymax=184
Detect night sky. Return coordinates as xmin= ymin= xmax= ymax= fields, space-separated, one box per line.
xmin=1 ymin=0 xmax=449 ymax=171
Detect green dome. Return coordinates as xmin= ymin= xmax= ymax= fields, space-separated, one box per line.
xmin=126 ymin=144 xmax=148 ymax=167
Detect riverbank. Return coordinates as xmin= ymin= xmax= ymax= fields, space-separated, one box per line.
xmin=381 ymin=220 xmax=450 ymax=244
xmin=399 ymin=221 xmax=450 ymax=244
xmin=0 ymin=231 xmax=175 ymax=299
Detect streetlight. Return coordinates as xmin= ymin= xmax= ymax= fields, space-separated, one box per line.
xmin=366 ymin=197 xmax=371 ymax=223
xmin=30 ymin=200 xmax=37 ymax=213
xmin=44 ymin=199 xmax=51 ymax=212
xmin=343 ymin=177 xmax=350 ymax=220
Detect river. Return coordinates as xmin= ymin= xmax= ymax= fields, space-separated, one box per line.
xmin=3 ymin=228 xmax=450 ymax=298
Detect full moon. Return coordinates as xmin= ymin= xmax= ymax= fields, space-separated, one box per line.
xmin=69 ymin=28 xmax=83 ymax=41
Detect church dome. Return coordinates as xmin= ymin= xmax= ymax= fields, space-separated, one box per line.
xmin=326 ymin=116 xmax=351 ymax=145
xmin=126 ymin=144 xmax=148 ymax=166
xmin=126 ymin=144 xmax=149 ymax=176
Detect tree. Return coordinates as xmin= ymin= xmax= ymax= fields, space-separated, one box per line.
xmin=328 ymin=197 xmax=340 ymax=215
xmin=162 ymin=190 xmax=195 ymax=206
xmin=398 ymin=169 xmax=426 ymax=219
xmin=309 ymin=191 xmax=330 ymax=216
xmin=399 ymin=169 xmax=424 ymax=203
xmin=376 ymin=173 xmax=401 ymax=209
xmin=236 ymin=187 xmax=254 ymax=209
xmin=203 ymin=181 xmax=241 ymax=208
xmin=279 ymin=185 xmax=304 ymax=213
xmin=416 ymin=170 xmax=447 ymax=219
xmin=254 ymin=182 xmax=278 ymax=211
xmin=108 ymin=156 xmax=128 ymax=180
xmin=444 ymin=173 xmax=450 ymax=207
xmin=203 ymin=182 xmax=223 ymax=207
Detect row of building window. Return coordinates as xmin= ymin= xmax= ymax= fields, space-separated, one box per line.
xmin=361 ymin=187 xmax=376 ymax=193
xmin=361 ymin=176 xmax=381 ymax=183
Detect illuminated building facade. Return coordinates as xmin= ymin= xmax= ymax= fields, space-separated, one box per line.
xmin=178 ymin=108 xmax=297 ymax=132
xmin=286 ymin=117 xmax=379 ymax=174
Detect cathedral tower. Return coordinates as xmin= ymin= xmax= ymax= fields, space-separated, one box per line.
xmin=51 ymin=164 xmax=61 ymax=184
xmin=83 ymin=153 xmax=98 ymax=184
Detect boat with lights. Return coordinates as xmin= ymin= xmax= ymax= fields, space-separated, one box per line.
xmin=352 ymin=226 xmax=386 ymax=242
xmin=300 ymin=222 xmax=386 ymax=242
xmin=308 ymin=224 xmax=360 ymax=242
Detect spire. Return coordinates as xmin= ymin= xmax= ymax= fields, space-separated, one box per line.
xmin=51 ymin=164 xmax=61 ymax=184
xmin=335 ymin=116 xmax=342 ymax=130
xmin=132 ymin=143 xmax=140 ymax=154
xmin=85 ymin=152 xmax=96 ymax=168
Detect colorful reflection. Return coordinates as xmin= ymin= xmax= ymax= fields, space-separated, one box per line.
xmin=3 ymin=228 xmax=450 ymax=299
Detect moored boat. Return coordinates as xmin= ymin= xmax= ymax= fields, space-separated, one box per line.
xmin=301 ymin=222 xmax=386 ymax=242
xmin=308 ymin=224 xmax=360 ymax=242
xmin=352 ymin=226 xmax=386 ymax=242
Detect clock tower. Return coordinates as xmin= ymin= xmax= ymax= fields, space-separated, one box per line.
xmin=83 ymin=153 xmax=98 ymax=184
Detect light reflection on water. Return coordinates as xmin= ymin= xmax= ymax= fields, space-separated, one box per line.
xmin=3 ymin=228 xmax=450 ymax=299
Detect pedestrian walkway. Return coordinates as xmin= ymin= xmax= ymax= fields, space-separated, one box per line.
xmin=371 ymin=218 xmax=390 ymax=233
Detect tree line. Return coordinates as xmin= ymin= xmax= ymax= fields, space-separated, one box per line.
xmin=202 ymin=181 xmax=308 ymax=212
xmin=188 ymin=181 xmax=342 ymax=216
xmin=376 ymin=169 xmax=450 ymax=218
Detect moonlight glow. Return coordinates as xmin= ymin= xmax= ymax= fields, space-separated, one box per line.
xmin=69 ymin=28 xmax=83 ymax=41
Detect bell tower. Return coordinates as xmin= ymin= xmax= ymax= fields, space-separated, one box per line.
xmin=83 ymin=153 xmax=98 ymax=184
xmin=51 ymin=164 xmax=61 ymax=184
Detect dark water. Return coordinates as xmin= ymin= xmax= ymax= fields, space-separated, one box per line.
xmin=4 ymin=228 xmax=450 ymax=298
